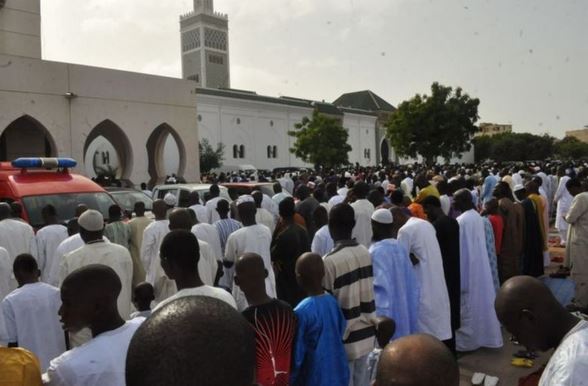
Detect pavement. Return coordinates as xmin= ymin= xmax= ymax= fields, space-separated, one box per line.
xmin=456 ymin=229 xmax=564 ymax=386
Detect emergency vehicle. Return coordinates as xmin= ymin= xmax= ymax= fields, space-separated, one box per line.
xmin=0 ymin=158 xmax=117 ymax=228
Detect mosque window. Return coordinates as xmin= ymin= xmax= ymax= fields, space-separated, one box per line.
xmin=236 ymin=118 xmax=241 ymax=124
xmin=239 ymin=145 xmax=245 ymax=158
xmin=209 ymin=54 xmax=224 ymax=64
xmin=273 ymin=146 xmax=278 ymax=158
xmin=267 ymin=146 xmax=272 ymax=158
xmin=233 ymin=145 xmax=238 ymax=158
xmin=182 ymin=29 xmax=201 ymax=52
xmin=204 ymin=28 xmax=228 ymax=51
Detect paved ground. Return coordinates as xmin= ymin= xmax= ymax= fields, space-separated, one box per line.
xmin=456 ymin=232 xmax=564 ymax=385
xmin=458 ymin=329 xmax=550 ymax=385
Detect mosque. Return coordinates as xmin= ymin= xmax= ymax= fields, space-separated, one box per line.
xmin=0 ymin=0 xmax=472 ymax=186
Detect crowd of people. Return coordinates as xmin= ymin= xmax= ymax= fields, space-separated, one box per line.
xmin=1 ymin=161 xmax=588 ymax=386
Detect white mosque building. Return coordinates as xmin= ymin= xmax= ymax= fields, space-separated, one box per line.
xmin=0 ymin=0 xmax=472 ymax=187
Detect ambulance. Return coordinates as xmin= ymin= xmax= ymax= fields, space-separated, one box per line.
xmin=0 ymin=158 xmax=117 ymax=229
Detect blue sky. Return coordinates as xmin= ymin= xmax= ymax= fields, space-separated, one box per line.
xmin=41 ymin=0 xmax=588 ymax=138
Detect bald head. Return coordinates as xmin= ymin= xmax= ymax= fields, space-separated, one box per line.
xmin=374 ymin=334 xmax=459 ymax=386
xmin=295 ymin=252 xmax=324 ymax=292
xmin=453 ymin=189 xmax=474 ymax=212
xmin=126 ymin=296 xmax=255 ymax=386
xmin=152 ymin=199 xmax=167 ymax=219
xmin=168 ymin=208 xmax=192 ymax=231
xmin=495 ymin=276 xmax=572 ymax=351
xmin=0 ymin=202 xmax=11 ymax=220
xmin=234 ymin=253 xmax=268 ymax=298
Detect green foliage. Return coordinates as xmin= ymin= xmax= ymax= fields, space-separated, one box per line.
xmin=472 ymin=132 xmax=555 ymax=162
xmin=288 ymin=110 xmax=352 ymax=169
xmin=385 ymin=82 xmax=480 ymax=164
xmin=199 ymin=139 xmax=224 ymax=173
xmin=555 ymin=136 xmax=588 ymax=160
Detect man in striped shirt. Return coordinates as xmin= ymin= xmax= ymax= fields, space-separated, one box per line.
xmin=322 ymin=203 xmax=376 ymax=386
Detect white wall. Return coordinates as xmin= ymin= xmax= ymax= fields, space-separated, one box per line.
xmin=0 ymin=54 xmax=200 ymax=185
xmin=343 ymin=113 xmax=378 ymax=166
xmin=0 ymin=0 xmax=42 ymax=58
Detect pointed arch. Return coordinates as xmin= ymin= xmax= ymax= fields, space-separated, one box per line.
xmin=0 ymin=115 xmax=57 ymax=161
xmin=146 ymin=123 xmax=187 ymax=187
xmin=83 ymin=119 xmax=133 ymax=182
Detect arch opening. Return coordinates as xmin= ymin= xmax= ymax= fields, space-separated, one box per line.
xmin=83 ymin=120 xmax=133 ymax=185
xmin=146 ymin=124 xmax=186 ymax=187
xmin=380 ymin=138 xmax=390 ymax=165
xmin=0 ymin=115 xmax=57 ymax=161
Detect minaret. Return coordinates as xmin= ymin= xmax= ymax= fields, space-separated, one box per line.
xmin=180 ymin=0 xmax=230 ymax=89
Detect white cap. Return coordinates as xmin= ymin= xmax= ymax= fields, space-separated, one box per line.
xmin=164 ymin=193 xmax=177 ymax=206
xmin=236 ymin=195 xmax=254 ymax=206
xmin=344 ymin=171 xmax=351 ymax=178
xmin=78 ymin=209 xmax=104 ymax=231
xmin=371 ymin=208 xmax=393 ymax=224
xmin=513 ymin=184 xmax=525 ymax=192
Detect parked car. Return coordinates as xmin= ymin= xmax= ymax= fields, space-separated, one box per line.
xmin=105 ymin=187 xmax=153 ymax=218
xmin=152 ymin=183 xmax=232 ymax=207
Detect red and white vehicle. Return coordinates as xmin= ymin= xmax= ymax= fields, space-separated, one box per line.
xmin=0 ymin=158 xmax=117 ymax=229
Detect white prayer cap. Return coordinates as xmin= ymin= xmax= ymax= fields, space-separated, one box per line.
xmin=513 ymin=184 xmax=525 ymax=192
xmin=236 ymin=195 xmax=254 ymax=206
xmin=534 ymin=166 xmax=541 ymax=172
xmin=164 ymin=193 xmax=177 ymax=206
xmin=78 ymin=209 xmax=104 ymax=231
xmin=518 ymin=170 xmax=525 ymax=175
xmin=344 ymin=172 xmax=351 ymax=178
xmin=371 ymin=208 xmax=393 ymax=225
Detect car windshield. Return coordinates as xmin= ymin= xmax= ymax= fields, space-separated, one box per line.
xmin=110 ymin=191 xmax=153 ymax=211
xmin=22 ymin=192 xmax=117 ymax=228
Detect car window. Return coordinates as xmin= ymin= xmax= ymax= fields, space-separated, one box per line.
xmin=178 ymin=189 xmax=191 ymax=208
xmin=22 ymin=192 xmax=116 ymax=228
xmin=111 ymin=191 xmax=153 ymax=211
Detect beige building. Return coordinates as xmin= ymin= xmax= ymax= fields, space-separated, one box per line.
xmin=0 ymin=0 xmax=200 ymax=186
xmin=565 ymin=126 xmax=588 ymax=143
xmin=475 ymin=123 xmax=513 ymax=137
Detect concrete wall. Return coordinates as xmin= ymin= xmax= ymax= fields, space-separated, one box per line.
xmin=342 ymin=113 xmax=378 ymax=166
xmin=0 ymin=54 xmax=200 ymax=185
xmin=0 ymin=0 xmax=41 ymax=59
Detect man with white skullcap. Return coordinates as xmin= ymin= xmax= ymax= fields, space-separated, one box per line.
xmin=163 ymin=193 xmax=177 ymax=218
xmin=223 ymin=195 xmax=277 ymax=310
xmin=59 ymin=210 xmax=133 ymax=347
xmin=369 ymin=209 xmax=419 ymax=340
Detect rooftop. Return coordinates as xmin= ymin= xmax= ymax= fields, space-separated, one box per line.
xmin=333 ymin=90 xmax=396 ymax=112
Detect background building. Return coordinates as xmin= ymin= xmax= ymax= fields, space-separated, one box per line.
xmin=475 ymin=123 xmax=513 ymax=137
xmin=565 ymin=126 xmax=588 ymax=143
xmin=0 ymin=0 xmax=200 ymax=186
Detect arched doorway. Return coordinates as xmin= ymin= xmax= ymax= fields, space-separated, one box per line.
xmin=146 ymin=124 xmax=186 ymax=186
xmin=83 ymin=120 xmax=133 ymax=184
xmin=0 ymin=115 xmax=57 ymax=161
xmin=380 ymin=138 xmax=390 ymax=165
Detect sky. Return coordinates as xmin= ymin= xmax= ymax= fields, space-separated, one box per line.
xmin=41 ymin=0 xmax=588 ymax=138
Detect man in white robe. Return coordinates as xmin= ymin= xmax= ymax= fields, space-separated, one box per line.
xmin=1 ymin=254 xmax=65 ymax=372
xmin=253 ymin=191 xmax=276 ymax=233
xmin=44 ymin=265 xmax=143 ymax=386
xmin=0 ymin=203 xmax=37 ymax=290
xmin=350 ymin=182 xmax=375 ymax=248
xmin=495 ymin=276 xmax=588 ymax=386
xmin=60 ymin=210 xmax=133 ymax=328
xmin=395 ymin=209 xmax=452 ymax=342
xmin=141 ymin=200 xmax=170 ymax=284
xmin=35 ymin=205 xmax=68 ymax=285
xmin=224 ymin=196 xmax=276 ymax=310
xmin=128 ymin=202 xmax=152 ymax=286
xmin=564 ymin=180 xmax=588 ymax=310
xmin=311 ymin=224 xmax=334 ymax=257
xmin=205 ymin=184 xmax=223 ymax=224
xmin=0 ymin=247 xmax=10 ymax=301
xmin=553 ymin=173 xmax=572 ymax=246
xmin=453 ymin=189 xmax=503 ymax=351
xmin=187 ymin=191 xmax=210 ymax=224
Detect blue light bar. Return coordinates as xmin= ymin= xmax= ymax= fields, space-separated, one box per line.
xmin=11 ymin=158 xmax=77 ymax=169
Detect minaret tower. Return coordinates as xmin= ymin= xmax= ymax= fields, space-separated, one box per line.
xmin=180 ymin=0 xmax=230 ymax=89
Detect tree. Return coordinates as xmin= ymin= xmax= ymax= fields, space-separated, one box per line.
xmin=288 ymin=110 xmax=352 ymax=169
xmin=473 ymin=132 xmax=555 ymax=162
xmin=385 ymin=82 xmax=480 ymax=165
xmin=555 ymin=136 xmax=588 ymax=160
xmin=199 ymin=138 xmax=224 ymax=173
